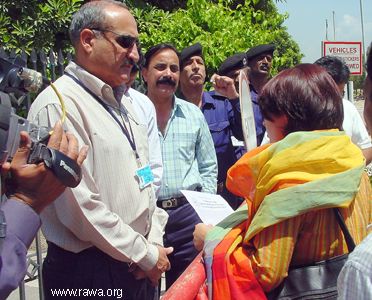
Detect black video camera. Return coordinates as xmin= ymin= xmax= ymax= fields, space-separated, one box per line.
xmin=0 ymin=56 xmax=81 ymax=188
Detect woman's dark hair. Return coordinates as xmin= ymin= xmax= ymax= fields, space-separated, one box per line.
xmin=258 ymin=63 xmax=343 ymax=135
xmin=143 ymin=43 xmax=180 ymax=68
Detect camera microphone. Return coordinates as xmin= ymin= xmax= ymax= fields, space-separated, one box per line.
xmin=0 ymin=57 xmax=49 ymax=95
xmin=18 ymin=67 xmax=50 ymax=93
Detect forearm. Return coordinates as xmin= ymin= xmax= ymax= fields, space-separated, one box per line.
xmin=197 ymin=121 xmax=218 ymax=194
xmin=0 ymin=199 xmax=41 ymax=299
xmin=148 ymin=129 xmax=163 ymax=197
xmin=361 ymin=147 xmax=372 ymax=165
xmin=198 ymin=151 xmax=218 ymax=194
xmin=54 ymin=187 xmax=159 ymax=270
xmin=147 ymin=207 xmax=168 ymax=246
xmin=229 ymin=98 xmax=244 ymax=140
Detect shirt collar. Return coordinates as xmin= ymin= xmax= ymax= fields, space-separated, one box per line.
xmin=172 ymin=96 xmax=187 ymax=118
xmin=65 ymin=61 xmax=128 ymax=107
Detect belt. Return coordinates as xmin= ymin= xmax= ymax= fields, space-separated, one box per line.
xmin=157 ymin=196 xmax=188 ymax=209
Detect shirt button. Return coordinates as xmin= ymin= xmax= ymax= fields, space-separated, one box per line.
xmin=102 ymin=86 xmax=110 ymax=95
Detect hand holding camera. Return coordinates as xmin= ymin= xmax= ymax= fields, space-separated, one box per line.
xmin=2 ymin=121 xmax=88 ymax=213
xmin=0 ymin=56 xmax=86 ymax=189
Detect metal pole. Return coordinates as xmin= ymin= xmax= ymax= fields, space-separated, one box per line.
xmin=36 ymin=231 xmax=45 ymax=300
xmin=332 ymin=11 xmax=336 ymax=40
xmin=19 ymin=281 xmax=26 ymax=300
xmin=326 ymin=19 xmax=329 ymax=40
xmin=359 ymin=0 xmax=366 ymax=68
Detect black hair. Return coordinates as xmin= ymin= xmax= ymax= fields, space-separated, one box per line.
xmin=314 ymin=56 xmax=350 ymax=85
xmin=143 ymin=43 xmax=180 ymax=68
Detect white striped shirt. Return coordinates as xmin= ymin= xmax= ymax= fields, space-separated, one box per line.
xmin=27 ymin=62 xmax=164 ymax=271
xmin=337 ymin=232 xmax=372 ymax=300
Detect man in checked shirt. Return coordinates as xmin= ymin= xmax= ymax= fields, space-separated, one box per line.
xmin=142 ymin=43 xmax=218 ymax=289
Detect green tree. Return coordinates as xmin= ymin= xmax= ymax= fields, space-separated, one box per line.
xmin=351 ymin=73 xmax=366 ymax=98
xmin=126 ymin=0 xmax=287 ymax=11
xmin=0 ymin=0 xmax=301 ymax=75
xmin=0 ymin=0 xmax=83 ymax=53
xmin=129 ymin=0 xmax=302 ymax=76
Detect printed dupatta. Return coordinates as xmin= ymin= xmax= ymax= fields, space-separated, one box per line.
xmin=204 ymin=130 xmax=365 ymax=300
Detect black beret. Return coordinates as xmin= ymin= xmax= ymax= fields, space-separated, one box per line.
xmin=246 ymin=44 xmax=275 ymax=60
xmin=218 ymin=52 xmax=248 ymax=76
xmin=180 ymin=43 xmax=203 ymax=68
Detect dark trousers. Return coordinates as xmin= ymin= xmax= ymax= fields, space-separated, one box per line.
xmin=43 ymin=242 xmax=155 ymax=300
xmin=163 ymin=202 xmax=202 ymax=289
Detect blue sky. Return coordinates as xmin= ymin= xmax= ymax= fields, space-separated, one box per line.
xmin=276 ymin=0 xmax=372 ymax=63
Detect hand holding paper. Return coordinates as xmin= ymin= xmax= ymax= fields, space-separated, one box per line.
xmin=181 ymin=190 xmax=234 ymax=225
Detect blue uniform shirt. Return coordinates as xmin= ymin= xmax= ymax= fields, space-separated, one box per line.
xmin=202 ymin=90 xmax=265 ymax=209
xmin=250 ymin=84 xmax=266 ymax=144
xmin=202 ymin=90 xmax=265 ymax=180
xmin=202 ymin=91 xmax=243 ymax=185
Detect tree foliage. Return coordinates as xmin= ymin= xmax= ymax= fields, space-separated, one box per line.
xmin=0 ymin=0 xmax=83 ymax=53
xmin=129 ymin=0 xmax=302 ymax=76
xmin=126 ymin=0 xmax=287 ymax=11
xmin=0 ymin=0 xmax=302 ymax=75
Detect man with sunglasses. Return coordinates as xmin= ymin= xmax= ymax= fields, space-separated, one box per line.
xmin=27 ymin=1 xmax=171 ymax=299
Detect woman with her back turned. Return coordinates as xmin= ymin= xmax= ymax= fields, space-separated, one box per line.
xmin=193 ymin=63 xmax=372 ymax=299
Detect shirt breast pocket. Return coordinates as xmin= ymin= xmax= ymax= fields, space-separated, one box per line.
xmin=175 ymin=132 xmax=197 ymax=161
xmin=209 ymin=121 xmax=230 ymax=148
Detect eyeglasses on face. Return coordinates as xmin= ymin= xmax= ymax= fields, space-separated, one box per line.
xmin=91 ymin=28 xmax=140 ymax=49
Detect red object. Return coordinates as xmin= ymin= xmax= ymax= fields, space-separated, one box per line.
xmin=162 ymin=253 xmax=207 ymax=300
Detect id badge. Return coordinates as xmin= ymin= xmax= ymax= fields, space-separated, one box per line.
xmin=135 ymin=164 xmax=154 ymax=189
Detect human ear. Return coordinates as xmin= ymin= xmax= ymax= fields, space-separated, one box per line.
xmin=80 ymin=29 xmax=96 ymax=54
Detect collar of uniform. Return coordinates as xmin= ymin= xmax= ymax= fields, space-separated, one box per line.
xmin=202 ymin=91 xmax=217 ymax=109
xmin=65 ymin=61 xmax=125 ymax=108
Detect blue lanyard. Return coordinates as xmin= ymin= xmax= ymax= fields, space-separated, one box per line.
xmin=65 ymin=72 xmax=139 ymax=159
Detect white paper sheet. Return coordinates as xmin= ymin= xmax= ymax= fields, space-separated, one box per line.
xmin=239 ymin=70 xmax=257 ymax=151
xmin=180 ymin=190 xmax=234 ymax=225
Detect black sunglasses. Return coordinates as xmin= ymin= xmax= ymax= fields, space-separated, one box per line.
xmin=91 ymin=28 xmax=139 ymax=49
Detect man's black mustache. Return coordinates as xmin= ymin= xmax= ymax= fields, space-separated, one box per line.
xmin=156 ymin=77 xmax=176 ymax=86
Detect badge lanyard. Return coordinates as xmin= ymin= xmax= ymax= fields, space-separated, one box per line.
xmin=65 ymin=72 xmax=141 ymax=166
